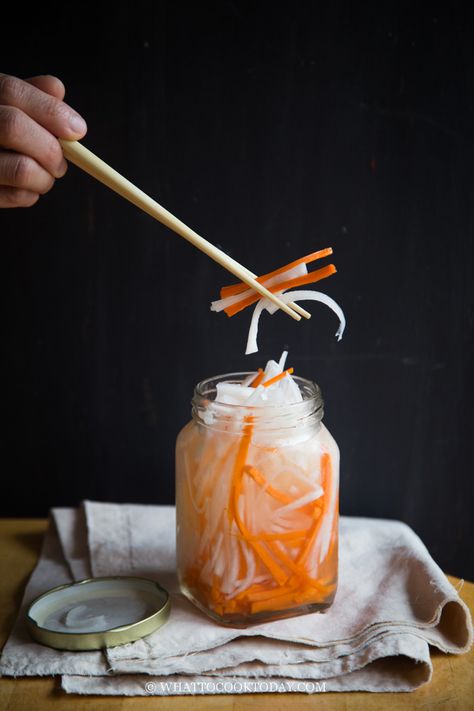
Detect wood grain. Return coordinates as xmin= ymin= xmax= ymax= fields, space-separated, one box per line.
xmin=0 ymin=519 xmax=472 ymax=709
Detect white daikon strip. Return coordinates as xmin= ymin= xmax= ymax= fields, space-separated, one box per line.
xmin=214 ymin=541 xmax=226 ymax=578
xmin=242 ymin=372 xmax=258 ymax=386
xmin=184 ymin=451 xmax=205 ymax=515
xmin=201 ymin=530 xmax=223 ymax=584
xmin=262 ymin=358 xmax=284 ymax=381
xmin=210 ymin=532 xmax=224 ymax=569
xmin=266 ymin=290 xmax=346 ymax=340
xmin=279 ymin=372 xmax=303 ymax=403
xmin=221 ymin=532 xmax=240 ymax=594
xmin=245 ymin=289 xmax=345 ymax=355
xmin=232 ymin=538 xmax=256 ymax=597
xmin=317 ymin=510 xmax=335 ymax=566
xmin=215 ymin=382 xmax=256 ymax=405
xmin=244 ymin=383 xmax=265 ymax=404
xmin=278 ymin=350 xmax=288 ymax=370
xmin=274 ymin=486 xmax=324 ymax=517
xmin=245 ymin=297 xmax=273 ymax=355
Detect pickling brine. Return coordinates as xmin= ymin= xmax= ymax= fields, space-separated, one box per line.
xmin=176 ymin=357 xmax=339 ymax=626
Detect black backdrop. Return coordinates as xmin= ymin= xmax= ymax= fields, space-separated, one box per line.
xmin=1 ymin=2 xmax=473 ymax=579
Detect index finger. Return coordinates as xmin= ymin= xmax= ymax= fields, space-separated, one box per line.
xmin=0 ymin=74 xmax=87 ymax=140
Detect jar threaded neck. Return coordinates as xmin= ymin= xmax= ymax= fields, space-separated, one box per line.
xmin=192 ymin=372 xmax=324 ymax=433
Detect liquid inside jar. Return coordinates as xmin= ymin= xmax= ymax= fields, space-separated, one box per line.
xmin=176 ymin=368 xmax=339 ymax=626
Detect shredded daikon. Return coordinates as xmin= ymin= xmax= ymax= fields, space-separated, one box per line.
xmin=245 ymin=289 xmax=346 ymax=355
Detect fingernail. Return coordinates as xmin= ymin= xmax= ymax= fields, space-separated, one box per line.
xmin=57 ymin=158 xmax=68 ymax=177
xmin=69 ymin=113 xmax=87 ymax=136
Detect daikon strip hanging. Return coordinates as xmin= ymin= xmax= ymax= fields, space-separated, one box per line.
xmin=245 ymin=290 xmax=346 ymax=355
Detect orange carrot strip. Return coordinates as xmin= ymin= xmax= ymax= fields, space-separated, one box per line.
xmin=266 ymin=541 xmax=315 ymax=585
xmin=222 ymin=599 xmax=238 ymax=613
xmin=220 ymin=247 xmax=334 ymax=298
xmin=243 ymin=465 xmax=293 ymax=504
xmin=293 ymin=583 xmax=335 ymax=605
xmin=245 ymin=530 xmax=309 ymax=543
xmin=250 ymin=589 xmax=303 ymax=614
xmin=247 ymin=541 xmax=288 ymax=586
xmin=228 ymin=420 xmax=288 ymax=586
xmin=250 ymin=368 xmax=264 ymax=387
xmin=248 ymin=579 xmax=334 ymax=605
xmin=245 ymin=583 xmax=300 ymax=602
xmin=250 ymin=581 xmax=334 ymax=614
xmin=224 ymin=264 xmax=337 ymax=317
xmin=234 ymin=582 xmax=269 ymax=600
xmin=227 ymin=419 xmax=253 ymax=524
xmin=262 ymin=368 xmax=294 ymax=388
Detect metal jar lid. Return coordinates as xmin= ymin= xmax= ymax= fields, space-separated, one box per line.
xmin=26 ymin=576 xmax=170 ymax=651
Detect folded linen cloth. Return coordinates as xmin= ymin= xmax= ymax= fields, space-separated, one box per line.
xmin=0 ymin=502 xmax=472 ymax=696
xmin=0 ymin=516 xmax=107 ymax=678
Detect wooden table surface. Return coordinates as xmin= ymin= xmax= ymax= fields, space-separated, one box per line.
xmin=0 ymin=519 xmax=472 ymax=710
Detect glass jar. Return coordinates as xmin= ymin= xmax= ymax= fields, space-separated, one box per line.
xmin=175 ymin=372 xmax=339 ymax=626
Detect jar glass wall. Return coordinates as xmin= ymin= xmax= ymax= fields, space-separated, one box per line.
xmin=176 ymin=372 xmax=339 ymax=626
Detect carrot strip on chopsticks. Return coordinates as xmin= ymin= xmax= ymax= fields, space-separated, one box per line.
xmin=223 ymin=264 xmax=336 ymax=318
xmin=220 ymin=247 xmax=334 ymax=299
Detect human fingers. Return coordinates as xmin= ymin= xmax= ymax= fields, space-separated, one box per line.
xmin=0 ymin=150 xmax=56 ymax=195
xmin=0 ymin=73 xmax=86 ymax=140
xmin=0 ymin=186 xmax=39 ymax=208
xmin=25 ymin=74 xmax=66 ymax=101
xmin=0 ymin=106 xmax=68 ymax=178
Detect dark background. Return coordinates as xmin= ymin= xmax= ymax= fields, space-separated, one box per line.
xmin=1 ymin=2 xmax=473 ymax=578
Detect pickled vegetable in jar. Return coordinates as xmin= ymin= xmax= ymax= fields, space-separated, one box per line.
xmin=176 ymin=357 xmax=339 ymax=626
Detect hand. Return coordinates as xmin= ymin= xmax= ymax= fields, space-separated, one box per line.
xmin=0 ymin=73 xmax=87 ymax=208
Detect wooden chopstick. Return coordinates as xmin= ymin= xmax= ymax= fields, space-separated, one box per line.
xmin=60 ymin=140 xmax=304 ymax=321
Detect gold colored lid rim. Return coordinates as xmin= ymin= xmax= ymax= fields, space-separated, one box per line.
xmin=26 ymin=575 xmax=171 ymax=650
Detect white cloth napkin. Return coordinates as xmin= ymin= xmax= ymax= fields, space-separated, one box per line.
xmin=0 ymin=502 xmax=472 ymax=696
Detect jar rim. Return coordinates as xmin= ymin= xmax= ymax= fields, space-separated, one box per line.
xmin=192 ymin=372 xmax=324 ymax=432
xmin=195 ymin=371 xmax=321 ymax=405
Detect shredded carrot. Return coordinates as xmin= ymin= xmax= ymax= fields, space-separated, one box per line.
xmin=180 ymin=364 xmax=339 ymax=620
xmin=250 ymin=368 xmax=264 ymax=387
xmin=229 ymin=420 xmax=289 ymax=586
xmin=249 ymin=581 xmax=336 ymax=613
xmin=244 ymin=583 xmax=299 ymax=602
xmin=243 ymin=530 xmax=310 ymax=543
xmin=223 ymin=264 xmax=337 ymax=318
xmin=220 ymin=247 xmax=334 ymax=299
xmin=250 ymin=588 xmax=312 ymax=614
xmin=243 ymin=465 xmax=293 ymax=504
xmin=262 ymin=367 xmax=294 ymax=388
xmin=266 ymin=540 xmax=315 ymax=584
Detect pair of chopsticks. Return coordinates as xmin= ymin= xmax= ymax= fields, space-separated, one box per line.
xmin=59 ymin=140 xmax=309 ymax=321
